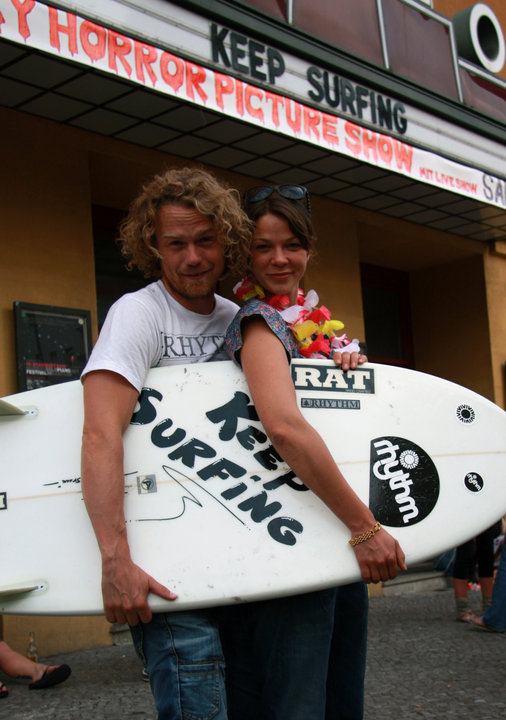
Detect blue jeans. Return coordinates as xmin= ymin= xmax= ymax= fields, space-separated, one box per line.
xmin=130 ymin=610 xmax=227 ymax=720
xmin=326 ymin=582 xmax=368 ymax=720
xmin=219 ymin=583 xmax=368 ymax=720
xmin=483 ymin=546 xmax=506 ymax=631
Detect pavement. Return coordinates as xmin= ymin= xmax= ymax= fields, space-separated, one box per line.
xmin=2 ymin=579 xmax=505 ymax=719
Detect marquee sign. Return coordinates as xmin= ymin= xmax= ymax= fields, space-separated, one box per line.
xmin=1 ymin=0 xmax=505 ymax=209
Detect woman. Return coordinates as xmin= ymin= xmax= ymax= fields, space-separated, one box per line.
xmin=220 ymin=185 xmax=406 ymax=720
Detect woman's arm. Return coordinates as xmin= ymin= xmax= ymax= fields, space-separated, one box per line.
xmin=240 ymin=317 xmax=406 ymax=583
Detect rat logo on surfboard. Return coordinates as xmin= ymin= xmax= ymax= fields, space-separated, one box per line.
xmin=291 ymin=364 xmax=375 ymax=393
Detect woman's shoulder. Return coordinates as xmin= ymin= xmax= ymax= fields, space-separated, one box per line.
xmin=226 ymin=298 xmax=300 ymax=363
xmin=236 ymin=297 xmax=279 ymax=321
xmin=232 ymin=298 xmax=289 ymax=337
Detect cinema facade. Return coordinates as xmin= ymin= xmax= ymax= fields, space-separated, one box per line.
xmin=0 ymin=0 xmax=505 ymax=652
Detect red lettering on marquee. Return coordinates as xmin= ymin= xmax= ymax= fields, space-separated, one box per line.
xmin=49 ymin=7 xmax=77 ymax=55
xmin=322 ymin=114 xmax=338 ymax=146
xmin=265 ymin=91 xmax=283 ymax=128
xmin=420 ymin=170 xmax=476 ymax=194
xmin=345 ymin=122 xmax=412 ymax=173
xmin=11 ymin=0 xmax=35 ymax=41
xmin=393 ymin=140 xmax=413 ymax=172
xmin=378 ymin=135 xmax=393 ymax=165
xmin=215 ymin=72 xmax=234 ymax=111
xmin=303 ymin=106 xmax=320 ymax=140
xmin=160 ymin=52 xmax=184 ymax=92
xmin=0 ymin=12 xmax=5 ymax=32
xmin=362 ymin=130 xmax=378 ymax=162
xmin=107 ymin=29 xmax=132 ymax=76
xmin=456 ymin=179 xmax=477 ymax=194
xmin=245 ymin=85 xmax=264 ymax=121
xmin=79 ymin=20 xmax=106 ymax=63
xmin=185 ymin=62 xmax=208 ymax=104
xmin=235 ymin=78 xmax=245 ymax=116
xmin=344 ymin=122 xmax=362 ymax=156
xmin=284 ymin=98 xmax=301 ymax=134
xmin=134 ymin=40 xmax=158 ymax=87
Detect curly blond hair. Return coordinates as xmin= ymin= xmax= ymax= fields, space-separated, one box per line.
xmin=119 ymin=166 xmax=253 ymax=278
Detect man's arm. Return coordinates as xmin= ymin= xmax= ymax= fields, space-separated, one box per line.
xmin=81 ymin=370 xmax=177 ymax=625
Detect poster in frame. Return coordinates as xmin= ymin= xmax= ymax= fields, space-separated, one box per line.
xmin=13 ymin=301 xmax=92 ymax=391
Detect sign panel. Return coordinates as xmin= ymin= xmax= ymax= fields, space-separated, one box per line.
xmin=13 ymin=301 xmax=91 ymax=391
xmin=0 ymin=0 xmax=505 ymax=209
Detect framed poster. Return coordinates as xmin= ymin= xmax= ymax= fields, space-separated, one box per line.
xmin=13 ymin=301 xmax=92 ymax=391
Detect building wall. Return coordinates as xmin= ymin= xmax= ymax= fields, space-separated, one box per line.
xmin=410 ymin=255 xmax=494 ymax=400
xmin=1 ymin=615 xmax=111 ymax=658
xmin=354 ymin=206 xmax=497 ymax=397
xmin=0 ymin=108 xmax=96 ymax=397
xmin=484 ymin=242 xmax=506 ymax=406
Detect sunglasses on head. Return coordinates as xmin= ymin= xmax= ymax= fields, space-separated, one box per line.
xmin=243 ymin=184 xmax=311 ymax=214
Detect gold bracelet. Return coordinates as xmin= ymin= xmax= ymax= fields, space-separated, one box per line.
xmin=349 ymin=521 xmax=381 ymax=547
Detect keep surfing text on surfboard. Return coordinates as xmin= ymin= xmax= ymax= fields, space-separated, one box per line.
xmin=132 ymin=388 xmax=306 ymax=546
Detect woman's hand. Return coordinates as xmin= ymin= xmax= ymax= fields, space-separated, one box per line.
xmin=333 ymin=351 xmax=368 ymax=371
xmin=352 ymin=528 xmax=406 ymax=584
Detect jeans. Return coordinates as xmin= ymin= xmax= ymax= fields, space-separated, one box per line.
xmin=130 ymin=610 xmax=227 ymax=720
xmin=483 ymin=546 xmax=506 ymax=631
xmin=326 ymin=582 xmax=369 ymax=720
xmin=219 ymin=583 xmax=368 ymax=720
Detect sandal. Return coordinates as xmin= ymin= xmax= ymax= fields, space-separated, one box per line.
xmin=472 ymin=615 xmax=504 ymax=633
xmin=458 ymin=610 xmax=476 ymax=623
xmin=0 ymin=681 xmax=8 ymax=699
xmin=28 ymin=664 xmax=71 ymax=690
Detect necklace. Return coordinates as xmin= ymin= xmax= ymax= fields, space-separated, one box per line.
xmin=233 ymin=277 xmax=360 ymax=358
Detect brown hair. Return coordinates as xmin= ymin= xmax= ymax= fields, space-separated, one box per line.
xmin=119 ymin=166 xmax=253 ymax=278
xmin=228 ymin=194 xmax=316 ymax=279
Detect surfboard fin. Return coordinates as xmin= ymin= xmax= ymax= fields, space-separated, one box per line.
xmin=0 ymin=399 xmax=37 ymax=417
xmin=0 ymin=582 xmax=46 ymax=598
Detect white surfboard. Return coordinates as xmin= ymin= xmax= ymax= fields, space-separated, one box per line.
xmin=1 ymin=360 xmax=505 ymax=616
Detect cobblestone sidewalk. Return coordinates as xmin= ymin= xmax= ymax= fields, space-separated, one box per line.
xmin=2 ymin=587 xmax=504 ymax=719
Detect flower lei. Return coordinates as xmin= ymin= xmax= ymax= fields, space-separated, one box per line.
xmin=233 ymin=277 xmax=361 ymax=359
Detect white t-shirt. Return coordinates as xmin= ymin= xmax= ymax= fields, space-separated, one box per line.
xmin=82 ymin=280 xmax=239 ymax=392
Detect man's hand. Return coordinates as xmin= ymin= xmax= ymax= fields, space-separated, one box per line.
xmin=102 ymin=557 xmax=177 ymax=625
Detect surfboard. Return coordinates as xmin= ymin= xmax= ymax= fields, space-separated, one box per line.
xmin=1 ymin=359 xmax=505 ymax=616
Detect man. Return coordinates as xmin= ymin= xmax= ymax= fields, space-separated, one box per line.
xmin=81 ymin=166 xmax=252 ymax=720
